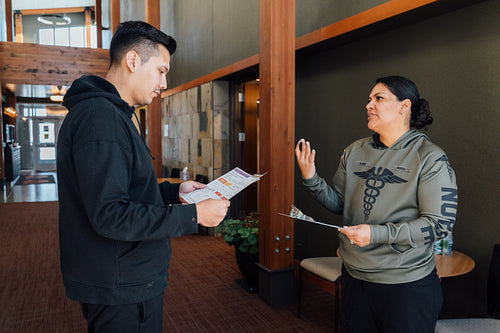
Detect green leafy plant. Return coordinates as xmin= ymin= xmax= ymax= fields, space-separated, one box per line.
xmin=216 ymin=212 xmax=259 ymax=254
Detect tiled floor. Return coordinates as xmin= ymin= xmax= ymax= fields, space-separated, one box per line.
xmin=0 ymin=171 xmax=58 ymax=203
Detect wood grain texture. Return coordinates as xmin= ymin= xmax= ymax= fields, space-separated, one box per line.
xmin=435 ymin=251 xmax=475 ymax=278
xmin=258 ymin=0 xmax=296 ymax=270
xmin=0 ymin=42 xmax=109 ymax=86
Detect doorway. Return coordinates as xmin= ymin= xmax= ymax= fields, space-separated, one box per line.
xmin=32 ymin=117 xmax=62 ymax=171
xmin=230 ymin=79 xmax=260 ymax=219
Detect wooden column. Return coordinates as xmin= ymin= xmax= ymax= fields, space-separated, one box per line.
xmin=85 ymin=8 xmax=92 ymax=48
xmin=0 ymin=80 xmax=4 ymax=186
xmin=0 ymin=42 xmax=110 ymax=86
xmin=95 ymin=0 xmax=102 ymax=48
xmin=257 ymin=0 xmax=296 ymax=307
xmin=14 ymin=11 xmax=22 ymax=43
xmin=5 ymin=0 xmax=12 ymax=42
xmin=145 ymin=0 xmax=162 ymax=177
xmin=110 ymin=0 xmax=121 ymax=34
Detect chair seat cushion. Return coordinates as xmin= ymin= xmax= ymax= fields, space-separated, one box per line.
xmin=300 ymin=257 xmax=342 ymax=282
xmin=435 ymin=318 xmax=500 ymax=333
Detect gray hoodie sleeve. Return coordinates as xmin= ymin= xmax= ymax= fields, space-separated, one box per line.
xmin=302 ymin=152 xmax=346 ymax=215
xmin=370 ymin=152 xmax=457 ymax=247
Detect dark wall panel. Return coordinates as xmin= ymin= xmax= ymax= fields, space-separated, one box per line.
xmin=295 ymin=0 xmax=500 ymax=316
xmin=168 ymin=0 xmax=259 ymax=88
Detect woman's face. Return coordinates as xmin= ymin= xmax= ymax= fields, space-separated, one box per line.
xmin=366 ymin=83 xmax=407 ymax=134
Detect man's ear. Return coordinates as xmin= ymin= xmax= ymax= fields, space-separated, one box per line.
xmin=124 ymin=51 xmax=139 ymax=73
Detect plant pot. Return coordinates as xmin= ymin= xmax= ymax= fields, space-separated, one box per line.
xmin=234 ymin=247 xmax=259 ymax=289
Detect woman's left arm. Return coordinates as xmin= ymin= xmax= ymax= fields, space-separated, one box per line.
xmin=342 ymin=152 xmax=457 ymax=247
xmin=372 ymin=152 xmax=457 ymax=247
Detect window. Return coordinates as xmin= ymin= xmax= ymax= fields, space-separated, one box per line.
xmin=39 ymin=26 xmax=97 ymax=48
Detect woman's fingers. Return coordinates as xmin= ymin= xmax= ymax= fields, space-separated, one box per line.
xmin=340 ymin=225 xmax=371 ymax=247
xmin=295 ymin=139 xmax=317 ymax=179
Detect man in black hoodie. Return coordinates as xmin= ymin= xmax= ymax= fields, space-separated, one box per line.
xmin=57 ymin=21 xmax=230 ymax=332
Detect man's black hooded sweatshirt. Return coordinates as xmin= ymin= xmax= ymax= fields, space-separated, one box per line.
xmin=57 ymin=75 xmax=198 ymax=305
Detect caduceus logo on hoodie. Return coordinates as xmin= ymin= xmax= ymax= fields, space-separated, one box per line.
xmin=354 ymin=167 xmax=408 ymax=220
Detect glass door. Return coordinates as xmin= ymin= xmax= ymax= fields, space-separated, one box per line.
xmin=33 ymin=118 xmax=61 ymax=171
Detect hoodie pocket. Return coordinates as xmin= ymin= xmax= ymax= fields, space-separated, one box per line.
xmin=390 ymin=243 xmax=413 ymax=255
xmin=117 ymin=240 xmax=170 ymax=285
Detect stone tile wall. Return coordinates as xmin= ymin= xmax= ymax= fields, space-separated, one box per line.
xmin=162 ymin=81 xmax=230 ymax=181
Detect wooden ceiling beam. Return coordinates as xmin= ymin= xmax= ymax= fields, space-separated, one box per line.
xmin=0 ymin=42 xmax=109 ymax=86
xmin=20 ymin=7 xmax=86 ymax=15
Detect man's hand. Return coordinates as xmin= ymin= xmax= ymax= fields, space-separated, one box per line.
xmin=179 ymin=180 xmax=206 ymax=197
xmin=295 ymin=138 xmax=317 ymax=179
xmin=196 ymin=199 xmax=231 ymax=227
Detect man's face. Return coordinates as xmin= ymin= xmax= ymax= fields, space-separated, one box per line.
xmin=131 ymin=44 xmax=171 ymax=106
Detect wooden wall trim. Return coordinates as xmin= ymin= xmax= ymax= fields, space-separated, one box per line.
xmin=161 ymin=0 xmax=438 ymax=97
xmin=296 ymin=0 xmax=438 ymax=50
xmin=20 ymin=7 xmax=86 ymax=15
xmin=161 ymin=54 xmax=259 ymax=98
xmin=0 ymin=42 xmax=109 ymax=86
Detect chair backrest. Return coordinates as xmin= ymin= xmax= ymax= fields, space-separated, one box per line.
xmin=487 ymin=244 xmax=500 ymax=318
xmin=171 ymin=168 xmax=180 ymax=178
xmin=195 ymin=174 xmax=209 ymax=184
xmin=162 ymin=166 xmax=170 ymax=177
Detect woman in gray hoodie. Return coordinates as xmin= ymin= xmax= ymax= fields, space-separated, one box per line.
xmin=296 ymin=76 xmax=457 ymax=333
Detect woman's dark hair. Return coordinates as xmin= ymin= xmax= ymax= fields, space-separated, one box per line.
xmin=375 ymin=76 xmax=433 ymax=130
xmin=109 ymin=21 xmax=177 ymax=68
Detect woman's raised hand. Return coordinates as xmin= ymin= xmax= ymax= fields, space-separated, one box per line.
xmin=295 ymin=138 xmax=317 ymax=179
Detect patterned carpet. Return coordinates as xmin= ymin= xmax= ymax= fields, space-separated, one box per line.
xmin=0 ymin=201 xmax=335 ymax=332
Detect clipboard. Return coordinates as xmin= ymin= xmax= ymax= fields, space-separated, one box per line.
xmin=278 ymin=212 xmax=344 ymax=230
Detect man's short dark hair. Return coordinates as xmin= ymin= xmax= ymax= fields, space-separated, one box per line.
xmin=109 ymin=21 xmax=177 ymax=67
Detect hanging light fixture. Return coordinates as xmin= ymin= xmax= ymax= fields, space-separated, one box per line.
xmin=3 ymin=106 xmax=17 ymax=117
xmin=49 ymin=95 xmax=64 ymax=102
xmin=49 ymin=85 xmax=67 ymax=103
xmin=37 ymin=14 xmax=72 ymax=26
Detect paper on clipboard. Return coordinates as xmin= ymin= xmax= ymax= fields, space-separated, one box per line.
xmin=180 ymin=167 xmax=266 ymax=204
xmin=279 ymin=205 xmax=344 ymax=230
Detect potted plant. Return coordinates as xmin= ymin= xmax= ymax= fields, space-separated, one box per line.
xmin=217 ymin=212 xmax=259 ymax=290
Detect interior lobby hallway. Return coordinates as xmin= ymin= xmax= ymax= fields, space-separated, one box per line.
xmin=0 ymin=174 xmax=336 ymax=332
xmin=1 ymin=171 xmax=58 ymax=203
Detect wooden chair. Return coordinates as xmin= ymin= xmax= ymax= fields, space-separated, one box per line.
xmin=297 ymin=256 xmax=342 ymax=333
xmin=435 ymin=244 xmax=500 ymax=333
